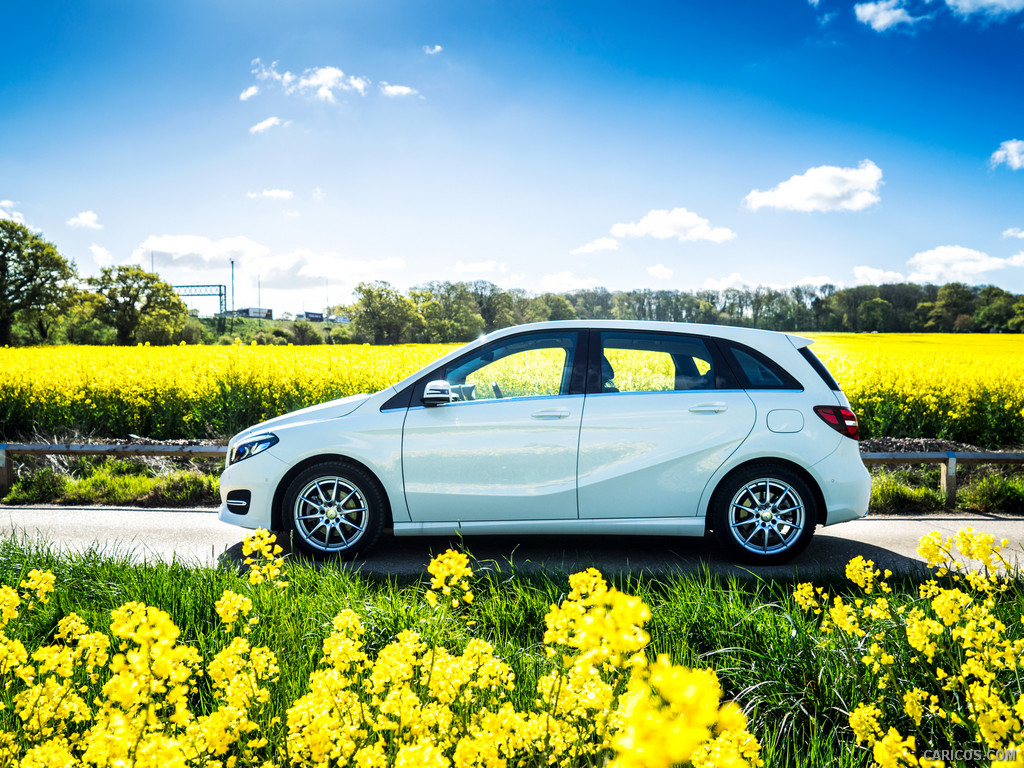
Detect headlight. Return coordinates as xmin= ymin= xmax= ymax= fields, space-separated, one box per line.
xmin=229 ymin=432 xmax=279 ymax=465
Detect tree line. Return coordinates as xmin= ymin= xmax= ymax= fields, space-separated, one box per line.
xmin=334 ymin=279 xmax=1024 ymax=344
xmin=4 ymin=220 xmax=1024 ymax=347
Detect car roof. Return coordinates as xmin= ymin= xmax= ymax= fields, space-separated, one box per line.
xmin=479 ymin=320 xmax=813 ymax=348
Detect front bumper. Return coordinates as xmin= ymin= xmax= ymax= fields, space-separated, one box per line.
xmin=218 ymin=451 xmax=288 ymax=530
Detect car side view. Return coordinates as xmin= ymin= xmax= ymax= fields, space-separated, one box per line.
xmin=218 ymin=320 xmax=871 ymax=565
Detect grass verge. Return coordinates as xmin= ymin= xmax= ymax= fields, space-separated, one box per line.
xmin=3 ymin=530 xmax=1023 ymax=766
xmin=5 ymin=457 xmax=1023 ymax=515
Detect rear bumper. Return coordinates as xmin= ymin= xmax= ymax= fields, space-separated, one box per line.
xmin=810 ymin=439 xmax=871 ymax=526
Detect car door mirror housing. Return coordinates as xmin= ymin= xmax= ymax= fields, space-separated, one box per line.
xmin=422 ymin=380 xmax=456 ymax=407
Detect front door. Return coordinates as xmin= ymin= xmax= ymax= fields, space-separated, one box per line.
xmin=403 ymin=330 xmax=584 ymax=523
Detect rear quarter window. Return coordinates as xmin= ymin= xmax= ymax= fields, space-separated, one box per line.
xmin=722 ymin=342 xmax=802 ymax=390
xmin=798 ymin=346 xmax=842 ymax=392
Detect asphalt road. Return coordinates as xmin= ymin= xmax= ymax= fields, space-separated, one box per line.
xmin=3 ymin=504 xmax=1023 ymax=579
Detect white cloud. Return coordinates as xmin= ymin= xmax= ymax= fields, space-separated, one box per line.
xmin=424 ymin=44 xmax=443 ymax=55
xmin=89 ymin=245 xmax=113 ymax=267
xmin=538 ymin=271 xmax=601 ymax=292
xmin=380 ymin=82 xmax=419 ymax=98
xmin=854 ymin=1 xmax=927 ymax=31
xmin=702 ymin=273 xmax=747 ymax=292
xmin=251 ymin=59 xmax=370 ymax=102
xmin=745 ymin=159 xmax=883 ymax=212
xmin=647 ymin=264 xmax=674 ymax=281
xmin=943 ymin=0 xmax=1024 ymax=16
xmin=259 ymin=250 xmax=406 ymax=290
xmin=907 ymin=244 xmax=1024 ymax=283
xmin=991 ymin=140 xmax=1024 ymax=170
xmin=239 ymin=85 xmax=259 ymax=101
xmin=610 ymin=208 xmax=736 ymax=243
xmin=0 ymin=200 xmax=27 ymax=226
xmin=793 ymin=274 xmax=836 ymax=287
xmin=130 ymin=235 xmax=271 ymax=271
xmin=249 ymin=116 xmax=287 ymax=134
xmin=125 ymin=236 xmax=405 ymax=311
xmin=67 ymin=211 xmax=102 ymax=229
xmin=246 ymin=189 xmax=294 ymax=199
xmin=295 ymin=66 xmax=351 ymax=102
xmin=570 ymin=237 xmax=620 ymax=255
xmin=452 ymin=260 xmax=507 ymax=274
xmin=1003 ymin=227 xmax=1024 ymax=239
xmin=853 ymin=265 xmax=907 ymax=284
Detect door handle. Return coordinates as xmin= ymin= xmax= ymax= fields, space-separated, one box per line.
xmin=531 ymin=408 xmax=570 ymax=419
xmin=689 ymin=403 xmax=728 ymax=414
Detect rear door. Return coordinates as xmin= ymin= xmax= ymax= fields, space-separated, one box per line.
xmin=577 ymin=330 xmax=756 ymax=519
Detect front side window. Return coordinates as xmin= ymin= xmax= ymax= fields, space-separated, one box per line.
xmin=597 ymin=332 xmax=714 ymax=393
xmin=442 ymin=332 xmax=578 ymax=402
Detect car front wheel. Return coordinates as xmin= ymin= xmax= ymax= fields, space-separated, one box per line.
xmin=711 ymin=464 xmax=816 ymax=565
xmin=283 ymin=461 xmax=384 ymax=558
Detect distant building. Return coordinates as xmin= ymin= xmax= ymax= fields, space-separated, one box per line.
xmin=241 ymin=307 xmax=273 ymax=319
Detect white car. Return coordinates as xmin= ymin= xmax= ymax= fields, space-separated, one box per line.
xmin=219 ymin=321 xmax=870 ymax=565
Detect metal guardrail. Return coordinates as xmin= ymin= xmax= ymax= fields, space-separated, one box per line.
xmin=861 ymin=451 xmax=1024 ymax=509
xmin=2 ymin=444 xmax=1024 ymax=508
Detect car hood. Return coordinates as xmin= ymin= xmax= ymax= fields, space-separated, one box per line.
xmin=232 ymin=392 xmax=372 ymax=441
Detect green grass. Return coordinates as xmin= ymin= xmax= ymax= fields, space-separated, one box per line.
xmin=4 ymin=535 xmax=1022 ymax=766
xmin=2 ymin=457 xmax=219 ymax=506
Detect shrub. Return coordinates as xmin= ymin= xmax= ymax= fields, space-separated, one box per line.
xmin=3 ymin=466 xmax=68 ymax=504
xmin=961 ymin=474 xmax=1024 ymax=513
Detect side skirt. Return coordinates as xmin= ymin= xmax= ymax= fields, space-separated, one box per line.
xmin=392 ymin=517 xmax=707 ymax=538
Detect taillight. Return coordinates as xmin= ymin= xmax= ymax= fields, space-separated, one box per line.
xmin=814 ymin=405 xmax=859 ymax=440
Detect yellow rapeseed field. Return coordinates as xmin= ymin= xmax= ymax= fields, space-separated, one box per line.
xmin=1 ymin=333 xmax=1023 ymax=445
xmin=809 ymin=333 xmax=1024 ymax=446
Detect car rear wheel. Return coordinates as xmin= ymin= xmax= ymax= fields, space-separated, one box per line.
xmin=711 ymin=464 xmax=816 ymax=565
xmin=283 ymin=461 xmax=384 ymax=558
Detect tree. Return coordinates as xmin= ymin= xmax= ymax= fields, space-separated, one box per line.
xmin=926 ymin=283 xmax=977 ymax=332
xmin=411 ymin=281 xmax=486 ymax=342
xmin=858 ymin=297 xmax=894 ymax=332
xmin=291 ymin=319 xmax=323 ymax=345
xmin=347 ymin=281 xmax=421 ymax=344
xmin=88 ymin=265 xmax=188 ymax=345
xmin=0 ymin=221 xmax=78 ymax=345
xmin=973 ymin=286 xmax=1017 ymax=332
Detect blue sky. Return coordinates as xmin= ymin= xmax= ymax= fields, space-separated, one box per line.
xmin=2 ymin=0 xmax=1023 ymax=314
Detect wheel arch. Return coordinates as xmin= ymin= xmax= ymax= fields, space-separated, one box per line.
xmin=703 ymin=457 xmax=828 ymax=534
xmin=271 ymin=453 xmax=394 ymax=532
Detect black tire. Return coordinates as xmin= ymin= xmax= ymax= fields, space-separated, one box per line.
xmin=711 ymin=464 xmax=817 ymax=565
xmin=282 ymin=461 xmax=385 ymax=559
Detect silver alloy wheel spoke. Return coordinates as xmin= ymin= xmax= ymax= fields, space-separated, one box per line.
xmin=337 ymin=517 xmax=365 ymax=532
xmin=294 ymin=475 xmax=369 ymax=553
xmin=728 ymin=476 xmax=806 ymax=556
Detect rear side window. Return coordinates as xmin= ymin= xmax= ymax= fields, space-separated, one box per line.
xmin=596 ymin=331 xmax=716 ymax=393
xmin=798 ymin=346 xmax=841 ymax=392
xmin=721 ymin=342 xmax=802 ymax=390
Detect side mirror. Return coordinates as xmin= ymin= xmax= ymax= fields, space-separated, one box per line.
xmin=422 ymin=380 xmax=456 ymax=407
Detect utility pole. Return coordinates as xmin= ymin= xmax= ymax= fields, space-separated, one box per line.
xmin=229 ymin=259 xmax=235 ymax=335
xmin=258 ymin=274 xmax=262 ymax=328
